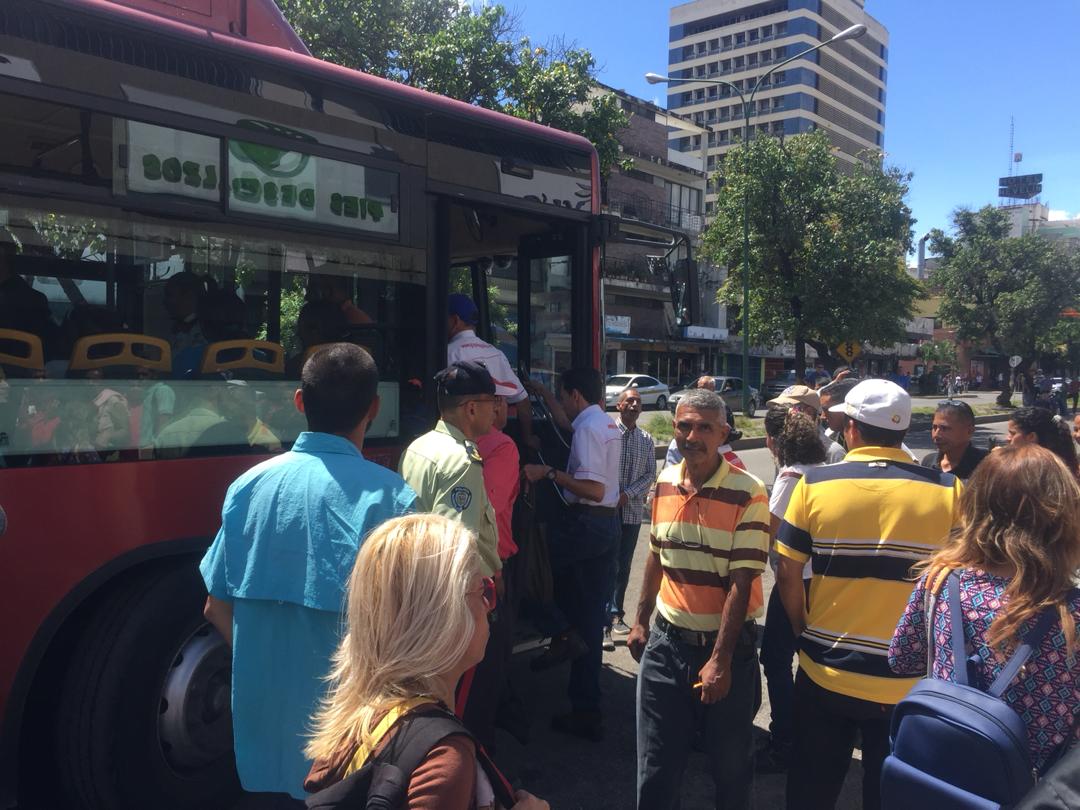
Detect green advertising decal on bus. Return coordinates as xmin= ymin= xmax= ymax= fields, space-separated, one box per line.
xmin=228 ymin=139 xmax=398 ymax=235
xmin=121 ymin=120 xmax=222 ymax=203
xmin=117 ymin=120 xmax=399 ymax=236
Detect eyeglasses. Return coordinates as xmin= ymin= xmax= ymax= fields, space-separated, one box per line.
xmin=469 ymin=577 xmax=497 ymax=612
xmin=662 ymin=498 xmax=707 ymax=550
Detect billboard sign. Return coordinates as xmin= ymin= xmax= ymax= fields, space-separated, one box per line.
xmin=998 ymin=174 xmax=1043 ymax=199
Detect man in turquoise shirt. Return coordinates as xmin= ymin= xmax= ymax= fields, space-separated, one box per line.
xmin=200 ymin=344 xmax=416 ymax=802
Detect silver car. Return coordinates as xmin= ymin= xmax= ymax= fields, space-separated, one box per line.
xmin=605 ymin=374 xmax=670 ymax=410
xmin=668 ymin=375 xmax=759 ymax=417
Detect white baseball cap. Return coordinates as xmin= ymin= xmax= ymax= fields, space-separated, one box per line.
xmin=828 ymin=379 xmax=911 ymax=431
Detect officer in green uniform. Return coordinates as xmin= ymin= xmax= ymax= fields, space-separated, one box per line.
xmin=399 ymin=361 xmax=501 ymax=577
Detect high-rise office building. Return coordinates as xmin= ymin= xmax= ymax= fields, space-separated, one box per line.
xmin=667 ymin=0 xmax=888 ymax=214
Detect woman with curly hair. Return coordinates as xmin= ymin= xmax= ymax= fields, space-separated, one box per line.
xmin=889 ymin=444 xmax=1080 ymax=773
xmin=757 ymin=407 xmax=828 ymax=772
xmin=1006 ymin=406 xmax=1079 ymax=476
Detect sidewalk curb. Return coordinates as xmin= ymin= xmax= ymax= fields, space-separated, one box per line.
xmin=652 ymin=413 xmax=1012 ymax=459
xmin=973 ymin=413 xmax=1012 ymax=426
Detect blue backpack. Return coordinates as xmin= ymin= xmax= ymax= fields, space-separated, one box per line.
xmin=882 ymin=571 xmax=1073 ymax=810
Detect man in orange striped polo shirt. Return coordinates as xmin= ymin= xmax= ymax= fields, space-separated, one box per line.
xmin=628 ymin=388 xmax=770 ymax=810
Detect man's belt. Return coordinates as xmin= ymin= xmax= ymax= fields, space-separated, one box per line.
xmin=570 ymin=504 xmax=616 ymax=517
xmin=655 ymin=614 xmax=718 ymax=647
xmin=655 ymin=614 xmax=755 ymax=648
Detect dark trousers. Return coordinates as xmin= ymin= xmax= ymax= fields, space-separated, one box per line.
xmin=609 ymin=522 xmax=641 ymax=621
xmin=786 ymin=670 xmax=894 ymax=810
xmin=637 ymin=621 xmax=759 ymax=810
xmin=543 ymin=508 xmax=619 ymax=712
xmin=760 ymin=582 xmax=810 ymax=751
xmin=460 ymin=552 xmax=523 ymax=751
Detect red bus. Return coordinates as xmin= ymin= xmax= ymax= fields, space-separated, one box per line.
xmin=0 ymin=2 xmax=602 ymax=807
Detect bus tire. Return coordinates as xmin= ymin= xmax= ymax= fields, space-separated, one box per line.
xmin=54 ymin=564 xmax=240 ymax=810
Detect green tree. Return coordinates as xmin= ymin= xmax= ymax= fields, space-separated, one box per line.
xmin=918 ymin=339 xmax=956 ymax=368
xmin=1041 ymin=316 xmax=1080 ymax=372
xmin=29 ymin=213 xmax=107 ymax=307
xmin=274 ymin=0 xmax=628 ymax=175
xmin=702 ymin=131 xmax=919 ymax=376
xmin=929 ymin=205 xmax=1080 ymax=404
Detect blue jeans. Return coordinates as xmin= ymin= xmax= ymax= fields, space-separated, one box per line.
xmin=543 ymin=508 xmax=619 ymax=712
xmin=760 ymin=585 xmax=799 ymax=750
xmin=609 ymin=522 xmax=641 ymax=621
xmin=637 ymin=621 xmax=758 ymax=810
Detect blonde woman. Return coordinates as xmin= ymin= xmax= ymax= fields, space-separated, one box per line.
xmin=889 ymin=444 xmax=1080 ymax=772
xmin=304 ymin=514 xmax=548 ymax=810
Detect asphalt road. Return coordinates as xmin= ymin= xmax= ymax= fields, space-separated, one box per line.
xmin=489 ymin=418 xmax=1011 ymax=810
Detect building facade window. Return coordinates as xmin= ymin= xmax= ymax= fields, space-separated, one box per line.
xmin=667 ymin=181 xmax=704 ymax=217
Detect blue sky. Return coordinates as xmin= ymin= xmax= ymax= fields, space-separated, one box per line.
xmin=513 ymin=0 xmax=1080 ymax=241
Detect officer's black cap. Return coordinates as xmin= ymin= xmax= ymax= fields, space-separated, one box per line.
xmin=435 ymin=361 xmax=496 ymax=397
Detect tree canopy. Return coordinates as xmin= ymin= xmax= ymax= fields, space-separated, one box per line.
xmin=274 ymin=0 xmax=628 ymax=174
xmin=929 ymin=205 xmax=1080 ymax=399
xmin=702 ymin=130 xmax=920 ymax=374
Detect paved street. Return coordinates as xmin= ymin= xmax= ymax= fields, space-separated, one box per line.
xmin=491 ymin=418 xmax=1010 ymax=810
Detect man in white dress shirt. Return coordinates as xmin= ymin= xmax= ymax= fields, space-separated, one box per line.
xmin=524 ymin=367 xmax=621 ymax=741
xmin=447 ymin=293 xmax=535 ymax=447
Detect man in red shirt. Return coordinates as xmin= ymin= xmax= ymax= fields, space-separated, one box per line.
xmin=477 ymin=395 xmax=521 ymax=560
xmin=460 ymin=392 xmax=521 ymax=750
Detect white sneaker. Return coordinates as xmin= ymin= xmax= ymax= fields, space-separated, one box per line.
xmin=612 ymin=619 xmax=632 ymax=636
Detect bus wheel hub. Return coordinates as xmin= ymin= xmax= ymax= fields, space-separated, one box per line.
xmin=157 ymin=624 xmax=232 ymax=772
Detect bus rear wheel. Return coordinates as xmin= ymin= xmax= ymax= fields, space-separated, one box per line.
xmin=55 ymin=564 xmax=240 ymax=810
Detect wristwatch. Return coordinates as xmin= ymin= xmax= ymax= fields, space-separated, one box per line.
xmin=545 ymin=467 xmax=558 ymax=481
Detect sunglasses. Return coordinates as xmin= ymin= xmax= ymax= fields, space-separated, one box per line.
xmin=471 ymin=577 xmax=497 ymax=612
xmin=938 ymin=399 xmax=974 ymax=415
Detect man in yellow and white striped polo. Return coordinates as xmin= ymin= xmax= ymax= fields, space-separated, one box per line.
xmin=776 ymin=379 xmax=963 ymax=810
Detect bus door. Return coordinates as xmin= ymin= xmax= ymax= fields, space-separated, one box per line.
xmin=441 ymin=201 xmax=589 ymax=457
xmin=442 ymin=201 xmax=591 ymax=377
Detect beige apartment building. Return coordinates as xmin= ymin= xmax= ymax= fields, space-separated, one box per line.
xmin=666 ymin=0 xmax=888 ymax=215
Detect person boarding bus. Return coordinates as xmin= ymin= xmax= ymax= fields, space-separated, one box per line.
xmin=448 ymin=294 xmax=535 ymax=448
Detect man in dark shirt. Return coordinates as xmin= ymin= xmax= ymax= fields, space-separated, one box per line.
xmin=920 ymin=399 xmax=987 ymax=481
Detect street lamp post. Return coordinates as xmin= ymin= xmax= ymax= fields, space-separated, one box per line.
xmin=646 ymin=23 xmax=866 ymax=414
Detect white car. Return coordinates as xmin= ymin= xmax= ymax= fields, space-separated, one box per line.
xmin=605 ymin=374 xmax=670 ymax=410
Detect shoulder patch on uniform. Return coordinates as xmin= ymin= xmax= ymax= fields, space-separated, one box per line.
xmin=449 ymin=486 xmax=473 ymax=512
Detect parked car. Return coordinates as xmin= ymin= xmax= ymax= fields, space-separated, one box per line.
xmin=762 ymin=370 xmax=800 ymax=401
xmin=605 ymin=374 xmax=670 ymax=410
xmin=668 ymin=375 xmax=699 ymax=395
xmin=668 ymin=375 xmax=759 ymax=417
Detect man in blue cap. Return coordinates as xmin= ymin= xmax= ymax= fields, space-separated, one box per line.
xmin=448 ymin=292 xmax=536 ymax=448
